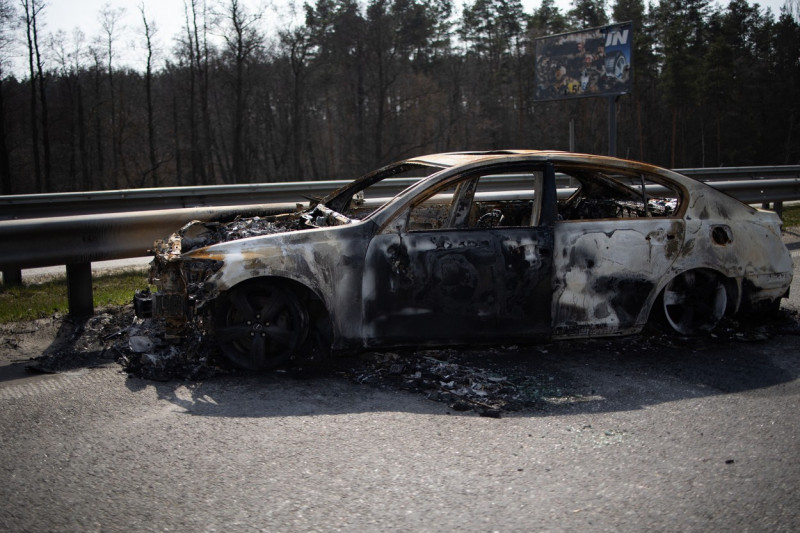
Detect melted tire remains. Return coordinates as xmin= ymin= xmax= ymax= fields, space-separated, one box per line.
xmin=215 ymin=280 xmax=309 ymax=370
xmin=661 ymin=270 xmax=727 ymax=335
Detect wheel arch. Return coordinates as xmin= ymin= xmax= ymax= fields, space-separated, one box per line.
xmin=216 ymin=274 xmax=335 ymax=351
xmin=643 ymin=267 xmax=742 ymax=329
xmin=221 ymin=273 xmax=332 ymax=323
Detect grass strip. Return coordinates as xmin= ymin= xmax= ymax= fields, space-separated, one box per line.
xmin=781 ymin=204 xmax=800 ymax=228
xmin=0 ymin=270 xmax=150 ymax=324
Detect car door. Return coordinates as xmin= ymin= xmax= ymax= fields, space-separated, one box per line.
xmin=361 ymin=164 xmax=557 ymax=347
xmin=551 ymin=165 xmax=686 ymax=337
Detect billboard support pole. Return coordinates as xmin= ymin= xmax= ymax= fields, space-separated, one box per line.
xmin=569 ymin=119 xmax=575 ymax=152
xmin=608 ymin=95 xmax=619 ymax=157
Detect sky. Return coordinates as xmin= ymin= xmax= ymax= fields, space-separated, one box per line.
xmin=7 ymin=0 xmax=796 ymax=75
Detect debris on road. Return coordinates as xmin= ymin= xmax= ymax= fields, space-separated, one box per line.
xmin=337 ymin=349 xmax=571 ymax=414
xmin=8 ymin=304 xmax=800 ymax=415
xmin=115 ymin=316 xmax=223 ymax=381
xmin=23 ymin=312 xmax=125 ymax=373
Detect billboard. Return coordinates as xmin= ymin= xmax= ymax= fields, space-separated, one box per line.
xmin=534 ymin=22 xmax=633 ymax=102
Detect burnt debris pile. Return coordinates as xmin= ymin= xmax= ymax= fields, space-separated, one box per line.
xmin=116 ymin=317 xmax=223 ymax=381
xmin=25 ymin=312 xmax=126 ymax=374
xmin=339 ymin=349 xmax=572 ymax=415
xmin=24 ymin=306 xmax=225 ymax=380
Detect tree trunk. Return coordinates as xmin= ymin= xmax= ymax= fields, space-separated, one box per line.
xmin=32 ymin=9 xmax=51 ymax=191
xmin=77 ymin=83 xmax=90 ymax=190
xmin=108 ymin=54 xmax=118 ymax=188
xmin=0 ymin=78 xmax=11 ymax=194
xmin=671 ymin=108 xmax=677 ymax=169
xmin=233 ymin=49 xmax=244 ymax=184
xmin=172 ymin=92 xmax=183 ymax=186
xmin=145 ymin=58 xmax=156 ymax=186
xmin=93 ymin=64 xmax=104 ymax=184
xmin=24 ymin=1 xmax=42 ymax=192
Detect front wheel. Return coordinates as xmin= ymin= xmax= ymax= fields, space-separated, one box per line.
xmin=215 ymin=280 xmax=308 ymax=370
xmin=660 ymin=270 xmax=727 ymax=335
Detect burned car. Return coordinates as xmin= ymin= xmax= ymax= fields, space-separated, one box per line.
xmin=134 ymin=151 xmax=793 ymax=370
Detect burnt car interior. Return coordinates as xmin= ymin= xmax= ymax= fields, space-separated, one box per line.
xmin=557 ymin=167 xmax=683 ymax=221
xmin=402 ymin=170 xmax=545 ymax=232
xmin=395 ymin=164 xmax=684 ymax=232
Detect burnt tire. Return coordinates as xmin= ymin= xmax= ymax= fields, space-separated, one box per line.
xmin=215 ymin=280 xmax=308 ymax=370
xmin=660 ymin=270 xmax=727 ymax=335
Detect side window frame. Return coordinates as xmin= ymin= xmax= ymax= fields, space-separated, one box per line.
xmin=386 ymin=165 xmax=551 ymax=234
xmin=556 ymin=165 xmax=684 ymax=222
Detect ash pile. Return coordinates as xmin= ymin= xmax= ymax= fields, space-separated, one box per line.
xmin=25 ymin=311 xmax=129 ymax=373
xmin=22 ymin=306 xmax=226 ymax=380
xmin=339 ymin=348 xmax=573 ymax=416
xmin=116 ymin=317 xmax=225 ymax=381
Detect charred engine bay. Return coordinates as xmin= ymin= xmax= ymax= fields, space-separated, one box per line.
xmin=18 ymin=304 xmax=800 ymax=417
xmin=173 ymin=201 xmax=365 ymax=254
xmin=177 ymin=215 xmax=305 ymax=253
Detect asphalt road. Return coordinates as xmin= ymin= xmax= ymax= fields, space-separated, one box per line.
xmin=1 ymin=236 xmax=799 ymax=532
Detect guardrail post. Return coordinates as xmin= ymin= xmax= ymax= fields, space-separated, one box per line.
xmin=66 ymin=263 xmax=94 ymax=318
xmin=761 ymin=201 xmax=785 ymax=218
xmin=1 ymin=269 xmax=22 ymax=286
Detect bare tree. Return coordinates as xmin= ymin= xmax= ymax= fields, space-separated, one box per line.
xmin=50 ymin=30 xmax=75 ymax=181
xmin=279 ymin=26 xmax=312 ymax=179
xmin=0 ymin=0 xmax=16 ymax=194
xmin=72 ymin=29 xmax=90 ymax=191
xmin=21 ymin=0 xmax=43 ymax=191
xmin=139 ymin=2 xmax=159 ymax=186
xmin=31 ymin=0 xmax=51 ymax=190
xmin=222 ymin=0 xmax=262 ymax=183
xmin=99 ymin=1 xmax=125 ymax=188
xmin=182 ymin=0 xmax=201 ymax=185
xmin=785 ymin=0 xmax=799 ymax=21
xmin=185 ymin=0 xmax=215 ymax=185
xmin=87 ymin=41 xmax=105 ymax=186
xmin=51 ymin=28 xmax=90 ymax=190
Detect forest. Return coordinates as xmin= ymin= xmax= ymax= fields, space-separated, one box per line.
xmin=0 ymin=0 xmax=798 ymax=195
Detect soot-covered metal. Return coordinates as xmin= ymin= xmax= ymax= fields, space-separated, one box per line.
xmin=134 ymin=151 xmax=793 ymax=370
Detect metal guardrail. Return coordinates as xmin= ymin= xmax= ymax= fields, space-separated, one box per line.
xmin=0 ymin=203 xmax=298 ymax=271
xmin=2 ymin=166 xmax=799 ymax=317
xmin=699 ymin=179 xmax=800 ymax=204
xmin=3 ymin=165 xmax=799 ymax=221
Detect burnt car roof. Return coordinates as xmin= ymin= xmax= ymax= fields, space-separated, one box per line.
xmin=321 ymin=150 xmax=670 ymax=211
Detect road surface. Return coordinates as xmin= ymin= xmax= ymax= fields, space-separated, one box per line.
xmin=0 ymin=232 xmax=798 ymax=532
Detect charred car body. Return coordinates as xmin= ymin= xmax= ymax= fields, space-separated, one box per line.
xmin=134 ymin=151 xmax=793 ymax=370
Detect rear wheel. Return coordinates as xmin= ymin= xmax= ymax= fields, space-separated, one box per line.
xmin=661 ymin=270 xmax=727 ymax=335
xmin=215 ymin=280 xmax=308 ymax=370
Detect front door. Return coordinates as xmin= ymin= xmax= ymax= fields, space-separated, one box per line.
xmin=361 ymin=165 xmax=556 ymax=346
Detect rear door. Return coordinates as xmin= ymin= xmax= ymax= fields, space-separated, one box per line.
xmin=551 ymin=165 xmax=686 ymax=336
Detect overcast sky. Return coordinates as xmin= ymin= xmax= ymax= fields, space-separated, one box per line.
xmin=8 ymin=0 xmax=796 ymax=74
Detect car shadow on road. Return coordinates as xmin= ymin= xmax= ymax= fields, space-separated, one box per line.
xmin=122 ymin=317 xmax=800 ymax=419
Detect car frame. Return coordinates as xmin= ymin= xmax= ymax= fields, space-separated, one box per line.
xmin=134 ymin=151 xmax=793 ymax=370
